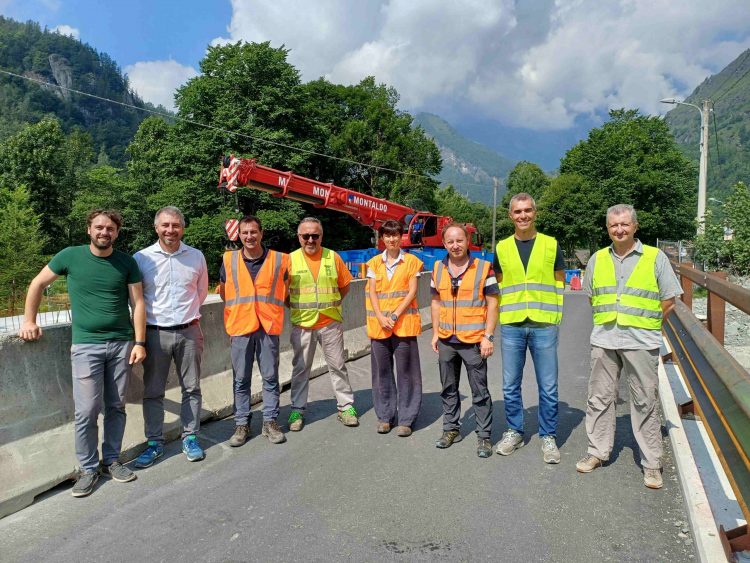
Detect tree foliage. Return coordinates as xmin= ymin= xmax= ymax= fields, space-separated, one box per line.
xmin=695 ymin=182 xmax=750 ymax=273
xmin=435 ymin=186 xmax=493 ymax=246
xmin=560 ymin=109 xmax=696 ymax=245
xmin=0 ymin=185 xmax=47 ymax=315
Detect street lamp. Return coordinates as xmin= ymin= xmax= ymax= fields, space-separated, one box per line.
xmin=660 ymin=97 xmax=711 ymax=235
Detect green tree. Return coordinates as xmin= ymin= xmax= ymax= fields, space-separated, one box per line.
xmin=537 ymin=173 xmax=605 ymax=255
xmin=0 ymin=185 xmax=47 ymax=315
xmin=495 ymin=161 xmax=551 ymax=238
xmin=560 ymin=109 xmax=696 ymax=244
xmin=435 ymin=185 xmax=493 ymax=247
xmin=725 ymin=181 xmax=750 ymax=273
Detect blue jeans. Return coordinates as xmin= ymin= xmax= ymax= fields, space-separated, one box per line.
xmin=500 ymin=324 xmax=559 ymax=437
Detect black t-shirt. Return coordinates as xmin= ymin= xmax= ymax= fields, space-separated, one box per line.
xmin=493 ymin=237 xmax=565 ymax=274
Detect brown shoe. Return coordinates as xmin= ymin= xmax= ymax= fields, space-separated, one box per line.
xmin=435 ymin=430 xmax=462 ymax=449
xmin=644 ymin=468 xmax=663 ymax=489
xmin=576 ymin=453 xmax=603 ymax=473
xmin=262 ymin=420 xmax=286 ymax=444
xmin=395 ymin=426 xmax=412 ymax=437
xmin=288 ymin=411 xmax=304 ymax=432
xmin=229 ymin=425 xmax=250 ymax=447
xmin=377 ymin=421 xmax=391 ymax=434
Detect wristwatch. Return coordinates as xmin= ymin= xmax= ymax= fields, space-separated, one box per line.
xmin=134 ymin=341 xmax=146 ymax=347
xmin=483 ymin=333 xmax=494 ymax=342
xmin=390 ymin=313 xmax=399 ymax=322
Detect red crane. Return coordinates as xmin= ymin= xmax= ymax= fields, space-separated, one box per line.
xmin=218 ymin=155 xmax=483 ymax=251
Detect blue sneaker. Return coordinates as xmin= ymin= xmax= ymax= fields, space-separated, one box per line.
xmin=182 ymin=435 xmax=205 ymax=462
xmin=134 ymin=441 xmax=163 ymax=468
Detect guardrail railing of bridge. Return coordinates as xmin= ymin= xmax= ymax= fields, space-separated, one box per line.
xmin=664 ymin=261 xmax=750 ymax=560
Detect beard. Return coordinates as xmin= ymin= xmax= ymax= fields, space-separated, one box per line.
xmin=90 ymin=236 xmax=113 ymax=250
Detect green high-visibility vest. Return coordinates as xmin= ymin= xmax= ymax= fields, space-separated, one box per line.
xmin=289 ymin=248 xmax=343 ymax=327
xmin=591 ymin=245 xmax=662 ymax=330
xmin=496 ymin=233 xmax=563 ymax=325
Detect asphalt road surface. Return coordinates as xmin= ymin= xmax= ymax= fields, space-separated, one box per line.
xmin=1 ymin=293 xmax=695 ymax=562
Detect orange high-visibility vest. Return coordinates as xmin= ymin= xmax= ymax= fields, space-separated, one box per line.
xmin=223 ymin=249 xmax=289 ymax=336
xmin=433 ymin=258 xmax=491 ymax=344
xmin=365 ymin=252 xmax=423 ymax=339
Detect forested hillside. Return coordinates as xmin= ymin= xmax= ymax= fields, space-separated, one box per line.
xmin=414 ymin=112 xmax=514 ymax=205
xmin=0 ymin=17 xmax=150 ymax=164
xmin=665 ymin=48 xmax=750 ymax=201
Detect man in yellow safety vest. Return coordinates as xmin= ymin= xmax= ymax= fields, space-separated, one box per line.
xmin=576 ymin=204 xmax=682 ymax=489
xmin=287 ymin=217 xmax=358 ymax=431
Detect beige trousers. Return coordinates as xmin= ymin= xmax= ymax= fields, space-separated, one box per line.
xmin=585 ymin=346 xmax=663 ymax=469
xmin=290 ymin=321 xmax=354 ymax=413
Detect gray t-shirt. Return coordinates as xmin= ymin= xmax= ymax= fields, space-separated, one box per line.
xmin=583 ymin=240 xmax=683 ymax=350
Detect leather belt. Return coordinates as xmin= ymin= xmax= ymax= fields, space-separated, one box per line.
xmin=147 ymin=319 xmax=199 ymax=331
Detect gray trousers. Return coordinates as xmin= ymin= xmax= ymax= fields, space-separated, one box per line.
xmin=231 ymin=328 xmax=280 ymax=424
xmin=290 ymin=322 xmax=354 ymax=413
xmin=142 ymin=323 xmax=203 ymax=444
xmin=371 ymin=335 xmax=422 ymax=427
xmin=70 ymin=341 xmax=133 ymax=472
xmin=585 ymin=346 xmax=663 ymax=469
xmin=437 ymin=339 xmax=492 ymax=439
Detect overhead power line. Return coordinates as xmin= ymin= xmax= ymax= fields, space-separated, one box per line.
xmin=0 ymin=67 xmax=434 ymax=180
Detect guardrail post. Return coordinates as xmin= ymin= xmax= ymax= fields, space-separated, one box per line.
xmin=680 ymin=262 xmax=693 ymax=309
xmin=707 ymin=271 xmax=727 ymax=346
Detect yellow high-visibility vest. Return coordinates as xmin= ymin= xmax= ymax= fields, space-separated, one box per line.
xmin=496 ymin=233 xmax=563 ymax=325
xmin=591 ymin=245 xmax=662 ymax=330
xmin=289 ymin=248 xmax=343 ymax=327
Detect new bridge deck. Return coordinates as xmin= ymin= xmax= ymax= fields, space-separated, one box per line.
xmin=0 ymin=293 xmax=695 ymax=561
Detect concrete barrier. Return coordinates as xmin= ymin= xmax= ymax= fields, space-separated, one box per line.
xmin=0 ymin=276 xmax=433 ymax=519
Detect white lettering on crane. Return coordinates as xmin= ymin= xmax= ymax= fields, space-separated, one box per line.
xmin=348 ymin=194 xmax=388 ymax=212
xmin=312 ymin=186 xmax=329 ymax=198
xmin=278 ymin=176 xmax=287 ymax=186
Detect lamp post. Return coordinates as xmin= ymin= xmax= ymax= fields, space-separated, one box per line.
xmin=491 ymin=177 xmax=499 ymax=252
xmin=660 ymin=97 xmax=711 ymax=234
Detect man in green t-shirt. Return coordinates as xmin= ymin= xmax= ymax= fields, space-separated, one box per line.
xmin=19 ymin=209 xmax=146 ymax=498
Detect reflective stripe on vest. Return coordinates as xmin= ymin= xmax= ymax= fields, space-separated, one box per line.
xmin=365 ymin=253 xmax=423 ymax=339
xmin=289 ymin=248 xmax=343 ymax=327
xmin=496 ymin=233 xmax=563 ymax=325
xmin=591 ymin=245 xmax=662 ymax=330
xmin=433 ymin=258 xmax=490 ymax=344
xmin=223 ymin=249 xmax=288 ymax=336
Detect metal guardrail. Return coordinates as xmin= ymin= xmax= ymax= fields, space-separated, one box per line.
xmin=665 ymin=262 xmax=750 ymax=559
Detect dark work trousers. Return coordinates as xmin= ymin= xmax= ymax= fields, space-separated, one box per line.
xmin=437 ymin=339 xmax=492 ymax=439
xmin=370 ymin=335 xmax=422 ymax=427
xmin=231 ymin=328 xmax=280 ymax=424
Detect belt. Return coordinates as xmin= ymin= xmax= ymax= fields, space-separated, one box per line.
xmin=147 ymin=319 xmax=199 ymax=331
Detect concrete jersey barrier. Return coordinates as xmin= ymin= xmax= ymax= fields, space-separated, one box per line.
xmin=0 ymin=276 xmax=433 ymax=519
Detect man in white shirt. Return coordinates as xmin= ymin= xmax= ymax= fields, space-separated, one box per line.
xmin=133 ymin=206 xmax=209 ymax=467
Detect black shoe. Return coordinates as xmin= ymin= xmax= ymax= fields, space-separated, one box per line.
xmin=100 ymin=461 xmax=136 ymax=483
xmin=477 ymin=438 xmax=493 ymax=458
xmin=435 ymin=430 xmax=462 ymax=449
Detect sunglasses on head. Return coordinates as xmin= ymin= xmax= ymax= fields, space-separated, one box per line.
xmin=299 ymin=233 xmax=320 ymax=241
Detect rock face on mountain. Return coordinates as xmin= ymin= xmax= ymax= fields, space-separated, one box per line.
xmin=414 ymin=112 xmax=515 ymax=205
xmin=0 ymin=16 xmax=149 ymax=164
xmin=48 ymin=54 xmax=73 ymax=101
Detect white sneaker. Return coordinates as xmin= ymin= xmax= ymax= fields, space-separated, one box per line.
xmin=541 ymin=435 xmax=560 ymax=464
xmin=495 ymin=430 xmax=524 ymax=455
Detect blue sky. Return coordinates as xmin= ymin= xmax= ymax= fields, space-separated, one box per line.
xmin=1 ymin=0 xmax=750 ymax=167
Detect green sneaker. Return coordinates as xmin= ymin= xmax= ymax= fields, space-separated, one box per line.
xmin=337 ymin=406 xmax=359 ymax=427
xmin=288 ymin=411 xmax=304 ymax=432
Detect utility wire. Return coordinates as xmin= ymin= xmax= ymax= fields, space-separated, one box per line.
xmin=0 ymin=67 xmax=434 ymax=181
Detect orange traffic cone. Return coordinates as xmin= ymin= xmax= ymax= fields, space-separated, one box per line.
xmin=570 ymin=274 xmax=582 ymax=291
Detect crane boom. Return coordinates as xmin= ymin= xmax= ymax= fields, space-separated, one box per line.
xmin=218 ymin=155 xmax=483 ymax=251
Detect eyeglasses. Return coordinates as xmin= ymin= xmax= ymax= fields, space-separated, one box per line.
xmin=299 ymin=233 xmax=320 ymax=241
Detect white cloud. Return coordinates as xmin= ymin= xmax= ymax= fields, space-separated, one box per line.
xmin=213 ymin=0 xmax=750 ymax=130
xmin=124 ymin=60 xmax=198 ymax=111
xmin=51 ymin=24 xmax=79 ymax=39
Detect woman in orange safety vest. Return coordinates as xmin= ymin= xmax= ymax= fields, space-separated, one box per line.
xmin=365 ymin=220 xmax=424 ymax=437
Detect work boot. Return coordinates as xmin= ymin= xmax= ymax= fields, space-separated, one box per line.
xmin=643 ymin=468 xmax=663 ymax=489
xmin=377 ymin=421 xmax=392 ymax=434
xmin=477 ymin=438 xmax=493 ymax=458
xmin=229 ymin=425 xmax=250 ymax=447
xmin=337 ymin=406 xmax=359 ymax=427
xmin=71 ymin=471 xmax=99 ymax=497
xmin=541 ymin=436 xmax=561 ymax=464
xmin=395 ymin=426 xmax=412 ymax=437
xmin=576 ymin=453 xmax=603 ymax=473
xmin=495 ymin=430 xmax=524 ymax=456
xmin=288 ymin=411 xmax=304 ymax=432
xmin=262 ymin=420 xmax=286 ymax=444
xmin=435 ymin=430 xmax=462 ymax=449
